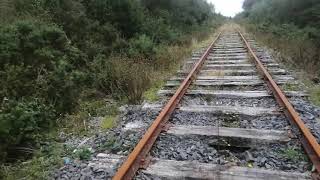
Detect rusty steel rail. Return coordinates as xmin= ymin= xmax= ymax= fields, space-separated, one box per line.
xmin=113 ymin=32 xmax=222 ymax=180
xmin=238 ymin=31 xmax=320 ymax=178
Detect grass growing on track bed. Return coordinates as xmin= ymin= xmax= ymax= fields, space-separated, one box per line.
xmin=101 ymin=115 xmax=117 ymax=130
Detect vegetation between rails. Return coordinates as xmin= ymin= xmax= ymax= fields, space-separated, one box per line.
xmin=0 ymin=0 xmax=224 ymax=178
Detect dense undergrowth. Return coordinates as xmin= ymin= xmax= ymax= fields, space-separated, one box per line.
xmin=0 ymin=0 xmax=224 ymax=175
xmin=236 ymin=0 xmax=320 ymax=80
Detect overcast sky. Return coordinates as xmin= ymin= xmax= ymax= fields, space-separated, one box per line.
xmin=207 ymin=0 xmax=244 ymax=17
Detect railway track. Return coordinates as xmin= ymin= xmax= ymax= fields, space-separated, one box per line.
xmin=96 ymin=29 xmax=320 ymax=179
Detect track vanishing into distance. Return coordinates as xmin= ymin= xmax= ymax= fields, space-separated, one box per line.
xmin=101 ymin=29 xmax=320 ymax=179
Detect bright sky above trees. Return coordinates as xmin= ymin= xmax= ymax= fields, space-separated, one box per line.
xmin=207 ymin=0 xmax=244 ymax=17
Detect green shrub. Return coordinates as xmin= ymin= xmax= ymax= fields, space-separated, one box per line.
xmin=128 ymin=34 xmax=155 ymax=58
xmin=0 ymin=99 xmax=55 ymax=161
xmin=73 ymin=147 xmax=92 ymax=160
xmin=0 ymin=20 xmax=87 ymax=113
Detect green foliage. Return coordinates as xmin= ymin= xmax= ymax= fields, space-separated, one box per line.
xmin=143 ymin=0 xmax=215 ymax=30
xmin=73 ymin=147 xmax=92 ymax=160
xmin=63 ymin=98 xmax=118 ymax=135
xmin=0 ymin=20 xmax=69 ymax=66
xmin=0 ymin=20 xmax=85 ymax=113
xmin=239 ymin=0 xmax=320 ymax=42
xmin=0 ymin=99 xmax=55 ymax=160
xmin=128 ymin=34 xmax=155 ymax=58
xmin=98 ymin=134 xmax=121 ymax=153
xmin=101 ymin=116 xmax=116 ymax=130
xmin=0 ymin=0 xmax=224 ymax=163
xmin=78 ymin=98 xmax=118 ymax=117
xmin=143 ymin=81 xmax=164 ymax=102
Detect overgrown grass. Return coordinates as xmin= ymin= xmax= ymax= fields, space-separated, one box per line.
xmin=143 ymin=81 xmax=165 ymax=102
xmin=62 ymin=96 xmax=119 ymax=135
xmin=101 ymin=116 xmax=117 ymax=130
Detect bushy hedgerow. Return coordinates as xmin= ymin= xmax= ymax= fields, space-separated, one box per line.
xmin=0 ymin=20 xmax=86 ymax=113
xmin=0 ymin=20 xmax=86 ymax=161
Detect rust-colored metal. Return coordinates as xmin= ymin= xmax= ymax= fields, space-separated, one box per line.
xmin=238 ymin=31 xmax=320 ymax=176
xmin=113 ymin=32 xmax=222 ymax=180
